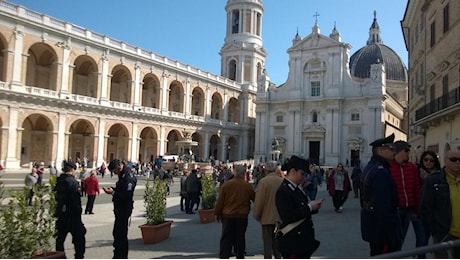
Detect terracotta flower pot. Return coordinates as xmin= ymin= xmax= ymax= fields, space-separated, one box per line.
xmin=139 ymin=221 xmax=173 ymax=244
xmin=35 ymin=251 xmax=66 ymax=259
xmin=198 ymin=208 xmax=215 ymax=224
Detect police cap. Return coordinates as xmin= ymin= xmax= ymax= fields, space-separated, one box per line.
xmin=369 ymin=133 xmax=395 ymax=148
xmin=107 ymin=159 xmax=121 ymax=171
xmin=64 ymin=161 xmax=77 ymax=170
xmin=286 ymin=155 xmax=310 ymax=173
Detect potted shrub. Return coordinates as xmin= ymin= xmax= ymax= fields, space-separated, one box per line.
xmin=0 ymin=177 xmax=64 ymax=258
xmin=139 ymin=177 xmax=173 ymax=244
xmin=197 ymin=173 xmax=218 ymax=223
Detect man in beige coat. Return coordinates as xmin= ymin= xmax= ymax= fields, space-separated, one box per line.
xmin=254 ymin=161 xmax=283 ymax=259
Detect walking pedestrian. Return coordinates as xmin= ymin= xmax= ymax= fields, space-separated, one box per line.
xmin=54 ymin=161 xmax=86 ymax=259
xmin=350 ymin=164 xmax=362 ymax=198
xmin=185 ymin=169 xmax=201 ymax=214
xmin=83 ymin=170 xmax=100 ymax=214
xmin=360 ymin=133 xmax=402 ymax=256
xmin=327 ymin=163 xmax=351 ymax=213
xmin=104 ymin=159 xmax=137 ymax=259
xmin=275 ymin=155 xmax=322 ymax=259
xmin=180 ymin=170 xmax=189 ymax=211
xmin=418 ymin=150 xmax=441 ymax=184
xmin=389 ymin=141 xmax=426 ymax=258
xmin=215 ymin=165 xmax=255 ymax=259
xmin=304 ymin=164 xmax=322 ymax=200
xmin=253 ymin=161 xmax=283 ymax=259
xmin=24 ymin=168 xmax=38 ymax=206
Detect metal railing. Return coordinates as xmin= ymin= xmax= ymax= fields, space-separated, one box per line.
xmin=371 ymin=239 xmax=460 ymax=259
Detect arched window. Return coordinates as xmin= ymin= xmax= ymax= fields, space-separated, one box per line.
xmin=312 ymin=111 xmax=318 ymax=123
xmin=228 ymin=60 xmax=237 ymax=80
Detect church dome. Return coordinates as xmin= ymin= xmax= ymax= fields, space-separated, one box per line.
xmin=349 ymin=12 xmax=407 ymax=82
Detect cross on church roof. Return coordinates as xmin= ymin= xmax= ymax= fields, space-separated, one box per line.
xmin=313 ymin=12 xmax=320 ymax=23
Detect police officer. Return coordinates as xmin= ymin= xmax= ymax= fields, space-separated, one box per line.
xmin=360 ymin=133 xmax=402 ymax=256
xmin=55 ymin=161 xmax=86 ymax=258
xmin=104 ymin=159 xmax=137 ymax=259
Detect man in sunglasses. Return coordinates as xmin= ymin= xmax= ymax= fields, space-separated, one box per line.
xmin=421 ymin=149 xmax=460 ymax=258
xmin=389 ymin=141 xmax=426 ymax=258
xmin=360 ymin=133 xmax=403 ymax=256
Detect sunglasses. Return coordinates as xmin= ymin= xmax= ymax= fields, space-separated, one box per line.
xmin=423 ymin=158 xmax=434 ymax=163
xmin=448 ymin=157 xmax=460 ymax=163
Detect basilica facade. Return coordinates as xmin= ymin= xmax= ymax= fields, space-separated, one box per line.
xmin=0 ymin=0 xmax=265 ymax=169
xmin=254 ymin=13 xmax=408 ymax=167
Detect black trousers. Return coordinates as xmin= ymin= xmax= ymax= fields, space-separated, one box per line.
xmin=219 ymin=217 xmax=248 ymax=259
xmin=55 ymin=216 xmax=86 ymax=259
xmin=85 ymin=195 xmax=96 ymax=214
xmin=369 ymin=240 xmax=402 ymax=256
xmin=113 ymin=208 xmax=132 ymax=259
xmin=332 ymin=190 xmax=346 ymax=210
xmin=186 ymin=192 xmax=199 ymax=213
xmin=27 ymin=188 xmax=34 ymax=206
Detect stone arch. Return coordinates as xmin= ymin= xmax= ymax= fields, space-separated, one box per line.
xmin=228 ymin=59 xmax=237 ymax=81
xmin=0 ymin=34 xmax=7 ymax=82
xmin=110 ymin=65 xmax=132 ymax=103
xmin=72 ymin=55 xmax=99 ymax=98
xmin=168 ymin=81 xmax=184 ymax=113
xmin=191 ymin=87 xmax=205 ymax=116
xmin=26 ymin=43 xmax=58 ymax=90
xmin=211 ymin=92 xmax=223 ymax=120
xmin=106 ymin=123 xmax=129 ymax=162
xmin=209 ymin=134 xmax=221 ymax=160
xmin=191 ymin=132 xmax=203 ymax=161
xmin=227 ymin=97 xmax=240 ymax=123
xmin=139 ymin=126 xmax=158 ymax=163
xmin=166 ymin=129 xmax=181 ymax=155
xmin=68 ymin=119 xmax=96 ymax=166
xmin=141 ymin=73 xmax=161 ymax=108
xmin=226 ymin=136 xmax=238 ymax=162
xmin=21 ymin=113 xmax=54 ymax=167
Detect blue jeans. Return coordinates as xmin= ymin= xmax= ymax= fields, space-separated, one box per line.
xmin=399 ymin=208 xmax=427 ymax=258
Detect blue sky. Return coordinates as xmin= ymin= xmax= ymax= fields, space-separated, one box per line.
xmin=10 ymin=0 xmax=408 ymax=85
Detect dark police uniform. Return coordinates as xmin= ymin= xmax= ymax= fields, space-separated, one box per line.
xmin=111 ymin=164 xmax=137 ymax=259
xmin=360 ymin=134 xmax=402 ymax=256
xmin=275 ymin=156 xmax=320 ymax=259
xmin=55 ymin=162 xmax=86 ymax=258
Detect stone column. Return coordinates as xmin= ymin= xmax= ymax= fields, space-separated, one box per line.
xmin=205 ymin=85 xmax=211 ymax=117
xmin=203 ymin=131 xmax=210 ymax=160
xmin=159 ymin=125 xmax=166 ymax=155
xmin=57 ymin=38 xmax=71 ymax=93
xmin=133 ymin=64 xmax=141 ymax=106
xmin=5 ymin=107 xmax=19 ymax=168
xmin=220 ymin=134 xmax=227 ymax=162
xmin=0 ymin=126 xmax=8 ymax=166
xmin=96 ymin=118 xmax=106 ymax=166
xmin=185 ymin=79 xmax=191 ymax=115
xmin=55 ymin=113 xmax=67 ymax=167
xmin=10 ymin=27 xmax=24 ymax=85
xmin=99 ymin=50 xmax=110 ymax=102
xmin=130 ymin=123 xmax=138 ymax=162
xmin=223 ymin=90 xmax=228 ymax=122
xmin=161 ymin=72 xmax=170 ymax=111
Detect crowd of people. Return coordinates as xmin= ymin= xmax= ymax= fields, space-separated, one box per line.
xmin=19 ymin=136 xmax=460 ymax=259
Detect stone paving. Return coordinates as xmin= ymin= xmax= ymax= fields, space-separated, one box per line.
xmin=0 ymin=169 xmax=418 ymax=259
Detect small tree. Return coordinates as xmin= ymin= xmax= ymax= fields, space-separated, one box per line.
xmin=144 ymin=177 xmax=168 ymax=225
xmin=0 ymin=182 xmax=56 ymax=258
xmin=200 ymin=173 xmax=218 ymax=210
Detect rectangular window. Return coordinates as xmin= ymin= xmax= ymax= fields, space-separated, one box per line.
xmin=232 ymin=10 xmax=240 ymax=34
xmin=311 ymin=81 xmax=320 ymax=97
xmin=442 ymin=75 xmax=448 ymax=95
xmin=443 ymin=4 xmax=449 ymax=33
xmin=430 ymin=21 xmax=436 ymax=47
xmin=351 ymin=113 xmax=360 ymax=121
xmin=276 ymin=115 xmax=283 ymax=123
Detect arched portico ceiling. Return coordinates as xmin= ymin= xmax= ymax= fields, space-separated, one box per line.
xmin=139 ymin=126 xmax=157 ymax=139
xmin=68 ymin=119 xmax=95 ymax=134
xmin=107 ymin=123 xmax=129 ymax=137
xmin=22 ymin=114 xmax=53 ymax=131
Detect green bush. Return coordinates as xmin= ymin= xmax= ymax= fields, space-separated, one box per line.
xmin=200 ymin=174 xmax=218 ymax=210
xmin=0 ymin=181 xmax=56 ymax=258
xmin=144 ymin=177 xmax=168 ymax=225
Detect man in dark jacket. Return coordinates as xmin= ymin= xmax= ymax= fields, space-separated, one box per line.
xmin=421 ymin=149 xmax=460 ymax=258
xmin=55 ymin=161 xmax=86 ymax=258
xmin=185 ymin=169 xmax=201 ymax=214
xmin=360 ymin=133 xmax=402 ymax=256
xmin=104 ymin=159 xmax=137 ymax=259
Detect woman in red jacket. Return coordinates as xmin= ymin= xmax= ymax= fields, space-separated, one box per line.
xmin=327 ymin=163 xmax=351 ymax=213
xmin=83 ymin=170 xmax=100 ymax=214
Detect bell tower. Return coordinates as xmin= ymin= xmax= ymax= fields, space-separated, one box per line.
xmin=220 ymin=0 xmax=266 ymax=86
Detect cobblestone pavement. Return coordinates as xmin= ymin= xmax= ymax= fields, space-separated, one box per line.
xmin=0 ymin=169 xmax=418 ymax=259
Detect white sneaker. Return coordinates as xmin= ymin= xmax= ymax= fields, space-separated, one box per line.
xmin=339 ymin=206 xmax=343 ymax=211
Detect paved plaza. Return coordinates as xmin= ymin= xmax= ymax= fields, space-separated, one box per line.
xmin=0 ymin=170 xmax=418 ymax=259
